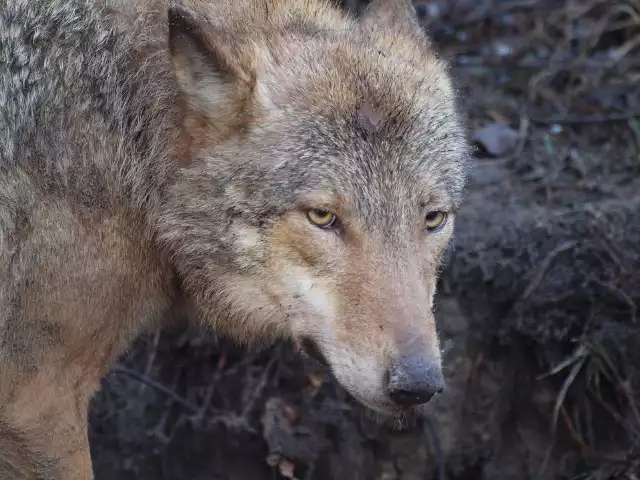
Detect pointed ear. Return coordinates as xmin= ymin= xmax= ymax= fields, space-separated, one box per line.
xmin=359 ymin=0 xmax=429 ymax=49
xmin=167 ymin=7 xmax=255 ymax=115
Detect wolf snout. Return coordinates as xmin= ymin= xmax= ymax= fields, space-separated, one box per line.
xmin=386 ymin=356 xmax=445 ymax=406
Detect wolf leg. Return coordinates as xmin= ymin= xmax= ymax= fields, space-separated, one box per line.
xmin=0 ymin=377 xmax=95 ymax=480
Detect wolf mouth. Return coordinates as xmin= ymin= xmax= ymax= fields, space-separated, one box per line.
xmin=300 ymin=337 xmax=329 ymax=367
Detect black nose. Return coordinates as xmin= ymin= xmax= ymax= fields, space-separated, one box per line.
xmin=387 ymin=357 xmax=445 ymax=406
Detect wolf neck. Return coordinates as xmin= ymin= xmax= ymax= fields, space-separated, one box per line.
xmin=10 ymin=1 xmax=187 ymax=220
xmin=94 ymin=6 xmax=187 ymax=216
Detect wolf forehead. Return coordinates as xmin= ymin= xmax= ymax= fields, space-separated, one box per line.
xmin=181 ymin=0 xmax=470 ymax=215
xmin=238 ymin=81 xmax=469 ymax=218
xmin=250 ymin=38 xmax=469 ymax=209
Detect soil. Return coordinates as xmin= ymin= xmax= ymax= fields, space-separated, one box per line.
xmin=88 ymin=1 xmax=640 ymax=479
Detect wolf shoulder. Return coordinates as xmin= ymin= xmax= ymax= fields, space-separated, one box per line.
xmin=0 ymin=0 xmax=174 ymax=181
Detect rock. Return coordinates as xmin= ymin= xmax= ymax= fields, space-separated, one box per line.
xmin=474 ymin=123 xmax=520 ymax=157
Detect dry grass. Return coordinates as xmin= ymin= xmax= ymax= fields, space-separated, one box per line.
xmin=421 ymin=0 xmax=640 ymax=126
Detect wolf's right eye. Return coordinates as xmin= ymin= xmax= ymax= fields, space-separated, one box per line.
xmin=425 ymin=211 xmax=447 ymax=232
xmin=307 ymin=209 xmax=337 ymax=229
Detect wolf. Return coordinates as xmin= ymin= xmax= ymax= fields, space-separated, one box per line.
xmin=0 ymin=0 xmax=469 ymax=477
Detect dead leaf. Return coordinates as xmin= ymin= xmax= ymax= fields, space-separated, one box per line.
xmin=283 ymin=405 xmax=298 ymax=426
xmin=487 ymin=109 xmax=511 ymax=125
xmin=307 ymin=372 xmax=325 ymax=388
xmin=474 ymin=123 xmax=520 ymax=157
xmin=278 ymin=458 xmax=298 ymax=479
xmin=216 ymin=350 xmax=227 ymax=371
xmin=265 ymin=453 xmax=281 ymax=468
xmin=307 ymin=372 xmax=325 ymax=397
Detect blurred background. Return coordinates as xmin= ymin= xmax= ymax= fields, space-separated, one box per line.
xmin=89 ymin=1 xmax=640 ymax=479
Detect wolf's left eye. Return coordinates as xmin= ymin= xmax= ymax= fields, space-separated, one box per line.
xmin=307 ymin=209 xmax=337 ymax=228
xmin=425 ymin=211 xmax=447 ymax=232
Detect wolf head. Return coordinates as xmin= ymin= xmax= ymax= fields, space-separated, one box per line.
xmin=158 ymin=0 xmax=469 ymax=416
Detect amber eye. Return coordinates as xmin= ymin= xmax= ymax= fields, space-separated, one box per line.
xmin=307 ymin=209 xmax=337 ymax=228
xmin=425 ymin=211 xmax=447 ymax=232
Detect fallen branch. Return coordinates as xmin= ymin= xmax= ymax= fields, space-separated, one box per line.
xmin=110 ymin=364 xmax=199 ymax=414
xmin=529 ymin=112 xmax=640 ymax=126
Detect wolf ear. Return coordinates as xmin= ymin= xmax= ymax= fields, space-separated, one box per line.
xmin=359 ymin=0 xmax=428 ymax=48
xmin=168 ymin=7 xmax=255 ymax=114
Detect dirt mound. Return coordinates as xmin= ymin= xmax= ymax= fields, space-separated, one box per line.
xmin=445 ymin=161 xmax=640 ymax=479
